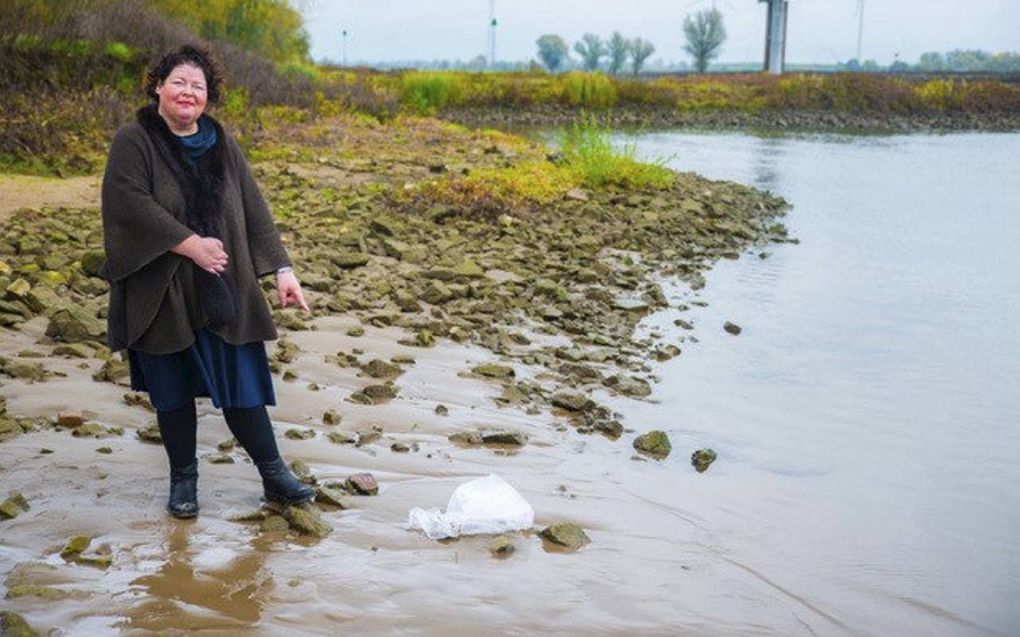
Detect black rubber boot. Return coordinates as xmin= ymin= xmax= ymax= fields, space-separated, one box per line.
xmin=256 ymin=457 xmax=314 ymax=505
xmin=167 ymin=462 xmax=199 ymax=519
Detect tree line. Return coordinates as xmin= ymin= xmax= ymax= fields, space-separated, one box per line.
xmin=535 ymin=8 xmax=725 ymax=75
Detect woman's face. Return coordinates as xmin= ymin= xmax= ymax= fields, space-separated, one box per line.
xmin=155 ymin=63 xmax=208 ymax=132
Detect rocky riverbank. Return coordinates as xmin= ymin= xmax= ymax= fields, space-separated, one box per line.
xmin=0 ymin=113 xmax=789 ymax=634
xmin=444 ymin=104 xmax=1020 ymax=133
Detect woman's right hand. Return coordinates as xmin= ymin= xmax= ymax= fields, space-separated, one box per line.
xmin=172 ymin=234 xmax=229 ymax=275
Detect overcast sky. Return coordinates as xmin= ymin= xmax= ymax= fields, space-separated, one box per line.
xmin=300 ymin=0 xmax=1018 ymax=66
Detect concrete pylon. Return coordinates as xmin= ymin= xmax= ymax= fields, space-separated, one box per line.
xmin=760 ymin=0 xmax=788 ymax=74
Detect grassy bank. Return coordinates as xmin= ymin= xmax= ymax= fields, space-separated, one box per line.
xmin=4 ymin=33 xmax=1020 ymax=177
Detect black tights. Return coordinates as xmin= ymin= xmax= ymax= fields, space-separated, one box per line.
xmin=156 ymin=402 xmax=281 ymax=470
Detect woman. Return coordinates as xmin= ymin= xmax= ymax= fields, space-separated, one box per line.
xmin=101 ymin=44 xmax=314 ymax=518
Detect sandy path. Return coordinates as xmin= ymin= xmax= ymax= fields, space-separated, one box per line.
xmin=0 ymin=174 xmax=101 ymax=218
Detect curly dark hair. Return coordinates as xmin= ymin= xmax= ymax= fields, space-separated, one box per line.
xmin=144 ymin=44 xmax=225 ymax=104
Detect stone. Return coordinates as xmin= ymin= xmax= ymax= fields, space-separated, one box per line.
xmin=346 ymin=473 xmax=379 ymax=496
xmin=4 ymin=585 xmax=70 ymax=601
xmin=691 ymin=448 xmax=717 ymax=473
xmin=390 ymin=442 xmax=411 ymax=453
xmin=551 ymin=392 xmax=590 ymax=412
xmin=723 ymin=321 xmax=742 ymax=335
xmin=260 ymin=515 xmax=290 ymax=532
xmin=356 ymin=427 xmax=383 ymax=446
xmin=1 ymin=496 xmax=28 ymax=521
xmin=346 ymin=325 xmax=365 ymax=337
xmin=369 ymin=217 xmax=399 ymax=237
xmin=435 ymin=404 xmax=449 ymax=416
xmin=273 ymin=338 xmax=300 ymax=363
xmin=323 ymin=409 xmax=342 ymax=426
xmin=45 ymin=304 xmax=104 ymax=343
xmin=5 ymin=279 xmax=44 ymax=313
xmin=421 ymin=281 xmax=452 ymax=305
xmin=0 ymin=360 xmax=47 ymax=382
xmin=284 ymin=428 xmax=316 ymax=440
xmin=327 ymin=431 xmax=356 ymax=444
xmin=481 ymin=431 xmax=527 ymax=446
xmin=283 ymin=504 xmax=333 ymax=538
xmin=136 ymin=424 xmax=162 ymax=444
xmin=633 ymin=431 xmax=672 ymax=459
xmin=1 ymin=610 xmax=40 ymax=637
xmin=595 ymin=420 xmax=624 ymax=439
xmin=332 ymin=252 xmax=370 ymax=269
xmin=315 ymin=486 xmax=349 ymax=508
xmin=490 ymin=535 xmax=516 ymax=556
xmin=453 ymin=259 xmax=485 ymax=279
xmin=361 ymin=359 xmax=402 ymax=379
xmin=53 ymin=343 xmax=93 ymax=358
xmin=95 ymin=446 xmax=113 ymax=454
xmin=59 ymin=535 xmax=91 ymax=559
xmin=355 ymin=383 xmax=398 ymax=405
xmin=471 ymin=364 xmax=515 ymax=379
xmin=79 ymin=250 xmax=106 ymax=277
xmin=71 ymin=423 xmax=122 ymax=438
xmin=92 ymin=358 xmax=129 ymax=384
xmin=603 ymin=375 xmax=652 ymax=398
xmin=540 ymin=523 xmax=590 ymax=551
xmin=448 ymin=432 xmax=483 ymax=446
xmin=72 ymin=551 xmax=113 ymax=569
xmin=7 ymin=493 xmax=29 ymax=512
xmin=207 ymin=454 xmax=234 ymax=464
xmin=56 ymin=411 xmax=85 ymax=428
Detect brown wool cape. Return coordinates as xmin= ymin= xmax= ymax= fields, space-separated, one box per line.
xmin=101 ymin=106 xmax=290 ymax=354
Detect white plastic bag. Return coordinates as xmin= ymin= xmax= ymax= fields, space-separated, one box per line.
xmin=408 ymin=474 xmax=534 ymax=539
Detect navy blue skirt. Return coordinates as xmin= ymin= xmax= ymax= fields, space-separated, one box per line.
xmin=129 ymin=329 xmax=276 ymax=412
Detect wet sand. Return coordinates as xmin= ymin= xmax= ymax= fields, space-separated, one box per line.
xmin=0 ymin=311 xmax=823 ymax=635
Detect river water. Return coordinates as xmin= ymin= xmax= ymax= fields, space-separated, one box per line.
xmin=607 ymin=130 xmax=1020 ymax=634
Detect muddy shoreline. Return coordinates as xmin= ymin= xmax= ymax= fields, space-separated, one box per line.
xmin=444 ymin=104 xmax=1020 ymax=133
xmin=1 ymin=114 xmax=791 ymax=634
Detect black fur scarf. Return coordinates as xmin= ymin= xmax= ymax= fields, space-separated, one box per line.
xmin=137 ymin=104 xmax=237 ymax=327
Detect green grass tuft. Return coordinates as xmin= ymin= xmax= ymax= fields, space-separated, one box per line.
xmin=560 ymin=115 xmax=674 ymax=189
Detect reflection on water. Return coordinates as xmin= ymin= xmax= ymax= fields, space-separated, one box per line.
xmin=122 ymin=522 xmax=271 ymax=631
xmin=616 ymin=130 xmax=1020 ymax=635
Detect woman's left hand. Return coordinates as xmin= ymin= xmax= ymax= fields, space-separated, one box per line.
xmin=276 ymin=271 xmax=310 ymax=311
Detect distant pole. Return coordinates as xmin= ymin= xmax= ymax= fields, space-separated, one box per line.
xmin=855 ymin=0 xmax=864 ymax=62
xmin=342 ymin=28 xmax=349 ymax=67
xmin=488 ymin=0 xmax=497 ymax=67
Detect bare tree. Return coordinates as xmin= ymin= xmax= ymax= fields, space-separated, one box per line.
xmin=629 ymin=37 xmax=655 ymax=75
xmin=607 ymin=31 xmax=630 ymax=75
xmin=574 ymin=33 xmax=607 ymax=71
xmin=682 ymin=8 xmax=726 ymax=73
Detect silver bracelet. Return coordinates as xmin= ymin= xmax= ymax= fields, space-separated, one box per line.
xmin=276 ymin=266 xmax=294 ymax=275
